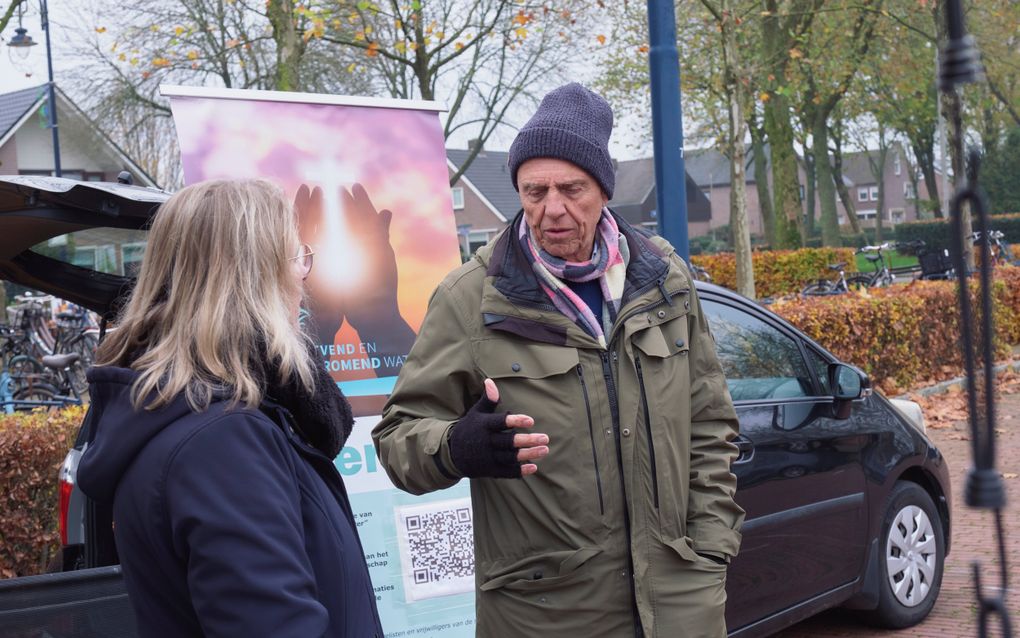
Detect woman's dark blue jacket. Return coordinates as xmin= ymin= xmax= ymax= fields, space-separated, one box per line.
xmin=77 ymin=366 xmax=384 ymax=637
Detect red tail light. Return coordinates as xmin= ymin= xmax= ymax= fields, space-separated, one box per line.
xmin=59 ymin=479 xmax=72 ymax=545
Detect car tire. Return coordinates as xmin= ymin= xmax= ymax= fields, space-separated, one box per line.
xmin=868 ymin=481 xmax=945 ymax=628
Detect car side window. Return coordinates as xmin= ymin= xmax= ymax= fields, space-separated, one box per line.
xmin=804 ymin=347 xmax=832 ymax=395
xmin=702 ymin=299 xmax=816 ymax=401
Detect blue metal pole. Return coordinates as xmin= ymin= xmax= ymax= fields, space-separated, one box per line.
xmin=647 ymin=0 xmax=688 ymax=261
xmin=41 ymin=0 xmax=60 ymax=177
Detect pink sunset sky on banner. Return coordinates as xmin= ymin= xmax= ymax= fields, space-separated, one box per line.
xmin=169 ymin=95 xmax=462 ymax=334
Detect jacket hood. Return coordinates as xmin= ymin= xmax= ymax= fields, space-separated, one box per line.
xmin=76 ymin=366 xmax=206 ymax=503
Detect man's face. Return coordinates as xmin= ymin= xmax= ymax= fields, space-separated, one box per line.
xmin=517 ymin=158 xmax=608 ymax=263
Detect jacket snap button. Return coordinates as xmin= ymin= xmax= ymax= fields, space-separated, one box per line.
xmin=511 ymin=363 xmax=521 ymax=372
xmin=622 ymin=428 xmax=631 ymax=437
xmin=675 ymin=338 xmax=685 ymax=348
xmin=685 ymin=300 xmax=690 ymax=310
xmin=532 ymin=571 xmax=543 ymax=580
xmin=657 ymin=310 xmax=666 ymax=318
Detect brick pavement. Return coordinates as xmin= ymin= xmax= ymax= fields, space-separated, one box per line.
xmin=775 ymin=390 xmax=1020 ymax=638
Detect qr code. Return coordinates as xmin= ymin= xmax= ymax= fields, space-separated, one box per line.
xmin=395 ymin=497 xmax=475 ymax=602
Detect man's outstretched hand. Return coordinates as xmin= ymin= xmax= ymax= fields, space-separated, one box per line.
xmin=448 ymin=379 xmax=549 ymax=479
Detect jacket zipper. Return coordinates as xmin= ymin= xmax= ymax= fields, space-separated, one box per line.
xmin=601 ymin=349 xmax=642 ymax=635
xmin=577 ymin=365 xmax=605 ymax=515
xmin=634 ymin=358 xmax=659 ymax=509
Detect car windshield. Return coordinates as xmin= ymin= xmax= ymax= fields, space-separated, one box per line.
xmin=30 ymin=228 xmax=149 ymax=277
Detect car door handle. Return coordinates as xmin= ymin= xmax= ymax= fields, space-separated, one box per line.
xmin=733 ymin=434 xmax=755 ymax=464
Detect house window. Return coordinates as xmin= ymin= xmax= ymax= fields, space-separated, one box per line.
xmin=894 ymin=155 xmax=902 ymax=176
xmin=858 ymin=187 xmax=869 ymax=202
xmin=451 ymin=187 xmax=465 ymax=210
xmin=799 ymin=185 xmax=805 ymax=201
xmin=858 ymin=209 xmax=877 ymax=220
xmin=890 ymin=209 xmax=905 ymax=224
xmin=904 ymin=182 xmax=916 ymax=199
xmin=468 ymin=230 xmax=493 ymax=254
xmin=869 ymin=186 xmax=879 ymax=201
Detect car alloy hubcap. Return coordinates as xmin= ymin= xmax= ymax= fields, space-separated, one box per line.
xmin=886 ymin=504 xmax=937 ymax=607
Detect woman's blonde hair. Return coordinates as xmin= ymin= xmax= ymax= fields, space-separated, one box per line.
xmin=96 ymin=178 xmax=315 ymax=411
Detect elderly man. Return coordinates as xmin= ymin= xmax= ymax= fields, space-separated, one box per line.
xmin=373 ymin=83 xmax=744 ymax=637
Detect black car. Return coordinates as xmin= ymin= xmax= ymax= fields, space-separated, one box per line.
xmin=0 ymin=176 xmax=950 ymax=637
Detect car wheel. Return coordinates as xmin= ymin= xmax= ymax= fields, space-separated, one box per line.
xmin=869 ymin=481 xmax=945 ymax=628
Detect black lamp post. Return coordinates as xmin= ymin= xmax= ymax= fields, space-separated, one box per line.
xmin=7 ymin=0 xmax=61 ymax=178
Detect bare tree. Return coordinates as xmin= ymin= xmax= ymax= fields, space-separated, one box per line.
xmin=318 ymin=0 xmax=595 ymax=184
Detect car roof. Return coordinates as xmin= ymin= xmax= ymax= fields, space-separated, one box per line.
xmin=0 ymin=176 xmax=168 ymax=317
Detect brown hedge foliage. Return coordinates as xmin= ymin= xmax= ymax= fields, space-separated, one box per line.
xmin=691 ymin=247 xmax=858 ymax=298
xmin=771 ymin=267 xmax=1020 ymax=394
xmin=0 ymin=406 xmax=85 ymax=578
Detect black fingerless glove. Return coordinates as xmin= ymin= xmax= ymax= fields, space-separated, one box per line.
xmin=448 ymin=393 xmax=520 ymax=479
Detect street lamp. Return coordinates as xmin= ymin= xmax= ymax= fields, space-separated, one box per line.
xmin=7 ymin=0 xmax=61 ymax=178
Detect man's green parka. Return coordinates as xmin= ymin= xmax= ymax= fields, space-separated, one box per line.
xmin=373 ymin=212 xmax=745 ymax=637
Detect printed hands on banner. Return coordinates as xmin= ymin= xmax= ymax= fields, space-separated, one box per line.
xmin=293 ymin=183 xmax=405 ymax=346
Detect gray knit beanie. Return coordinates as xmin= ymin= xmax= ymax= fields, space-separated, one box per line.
xmin=508 ymin=83 xmax=615 ymax=199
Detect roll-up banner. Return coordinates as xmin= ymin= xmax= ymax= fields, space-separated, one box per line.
xmin=164 ymin=85 xmax=475 ymax=637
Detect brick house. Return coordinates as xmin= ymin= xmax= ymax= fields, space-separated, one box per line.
xmin=684 ymin=143 xmax=948 ymax=239
xmin=0 ymin=85 xmax=158 ymax=278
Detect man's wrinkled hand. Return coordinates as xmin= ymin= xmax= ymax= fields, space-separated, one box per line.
xmin=448 ymin=379 xmax=548 ymax=479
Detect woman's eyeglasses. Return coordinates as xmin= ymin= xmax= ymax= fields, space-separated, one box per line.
xmin=290 ymin=244 xmax=315 ymax=280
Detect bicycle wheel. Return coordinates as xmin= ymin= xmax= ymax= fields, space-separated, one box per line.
xmin=11 ymin=383 xmax=58 ymax=411
xmin=802 ymin=282 xmax=835 ymax=296
xmin=7 ymin=354 xmax=45 ymax=394
xmin=846 ymin=275 xmax=873 ymax=292
xmin=70 ymin=333 xmax=99 ymax=368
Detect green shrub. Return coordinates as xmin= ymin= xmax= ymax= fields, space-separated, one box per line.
xmin=772 ymin=267 xmax=1020 ymax=394
xmin=0 ymin=407 xmax=85 ymax=578
xmin=893 ymin=212 xmax=1020 ymax=252
xmin=691 ymin=247 xmax=858 ymax=298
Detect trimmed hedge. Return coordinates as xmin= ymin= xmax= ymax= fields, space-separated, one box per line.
xmin=893 ymin=212 xmax=1020 ymax=252
xmin=691 ymin=247 xmax=858 ymax=299
xmin=0 ymin=406 xmax=85 ymax=578
xmin=771 ymin=267 xmax=1020 ymax=394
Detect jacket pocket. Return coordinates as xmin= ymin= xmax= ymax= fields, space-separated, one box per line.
xmin=663 ymin=536 xmax=728 ymax=573
xmin=631 ymin=315 xmax=691 ymax=540
xmin=479 ymin=547 xmax=602 ymax=593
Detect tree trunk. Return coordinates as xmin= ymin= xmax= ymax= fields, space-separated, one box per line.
xmin=764 ymin=99 xmax=804 ymax=248
xmin=748 ymin=115 xmax=775 ymax=248
xmin=803 ymin=154 xmax=816 ymax=239
xmin=267 ymin=0 xmax=301 ymax=91
xmin=813 ymin=116 xmax=841 ymax=246
xmin=830 ymin=135 xmax=862 ymax=236
xmin=907 ymin=130 xmax=941 ymax=218
xmin=761 ymin=4 xmax=804 ymax=248
xmin=719 ymin=0 xmax=754 ymax=299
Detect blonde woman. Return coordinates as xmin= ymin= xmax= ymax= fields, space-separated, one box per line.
xmin=77 ymin=179 xmax=384 ymax=637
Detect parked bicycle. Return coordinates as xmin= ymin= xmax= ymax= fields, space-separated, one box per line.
xmin=852 ymin=242 xmax=897 ymax=288
xmin=801 ymin=261 xmax=871 ymax=296
xmin=899 ymin=239 xmax=955 ymax=281
xmin=0 ymin=351 xmax=86 ymax=413
xmin=970 ymin=230 xmax=1016 ymax=267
